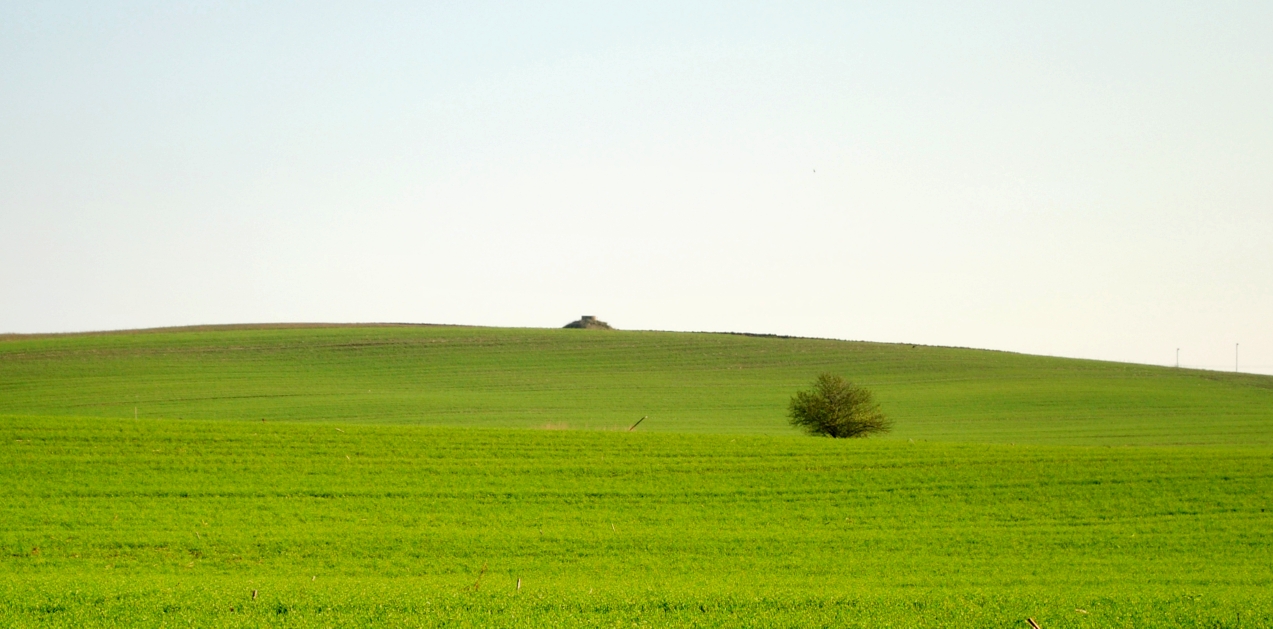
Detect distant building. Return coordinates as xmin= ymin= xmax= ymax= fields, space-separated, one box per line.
xmin=563 ymin=315 xmax=613 ymax=330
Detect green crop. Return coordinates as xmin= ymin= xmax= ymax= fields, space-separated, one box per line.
xmin=1 ymin=325 xmax=1270 ymax=445
xmin=2 ymin=325 xmax=1272 ymax=626
xmin=3 ymin=416 xmax=1271 ymax=627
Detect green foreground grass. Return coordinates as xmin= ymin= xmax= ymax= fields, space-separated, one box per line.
xmin=3 ymin=416 xmax=1271 ymax=627
xmin=2 ymin=324 xmax=1271 ymax=444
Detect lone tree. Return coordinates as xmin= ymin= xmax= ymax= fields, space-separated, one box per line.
xmin=788 ymin=373 xmax=891 ymax=438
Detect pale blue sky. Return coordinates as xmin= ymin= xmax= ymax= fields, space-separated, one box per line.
xmin=2 ymin=2 xmax=1270 ymax=373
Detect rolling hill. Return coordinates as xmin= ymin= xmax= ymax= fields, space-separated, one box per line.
xmin=2 ymin=323 xmax=1270 ymax=444
xmin=3 ymin=324 xmax=1272 ymax=626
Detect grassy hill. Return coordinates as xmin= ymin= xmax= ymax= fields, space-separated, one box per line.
xmin=3 ymin=324 xmax=1272 ymax=626
xmin=2 ymin=323 xmax=1271 ymax=444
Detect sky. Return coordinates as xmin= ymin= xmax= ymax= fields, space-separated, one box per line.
xmin=2 ymin=1 xmax=1270 ymax=374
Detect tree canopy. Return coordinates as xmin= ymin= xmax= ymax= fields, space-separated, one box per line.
xmin=788 ymin=373 xmax=891 ymax=438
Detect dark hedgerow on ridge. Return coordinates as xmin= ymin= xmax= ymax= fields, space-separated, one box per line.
xmin=788 ymin=373 xmax=891 ymax=438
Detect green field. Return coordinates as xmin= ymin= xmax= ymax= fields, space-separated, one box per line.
xmin=3 ymin=324 xmax=1271 ymax=444
xmin=2 ymin=325 xmax=1272 ymax=627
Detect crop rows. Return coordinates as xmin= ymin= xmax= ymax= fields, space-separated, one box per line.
xmin=3 ymin=416 xmax=1270 ymax=627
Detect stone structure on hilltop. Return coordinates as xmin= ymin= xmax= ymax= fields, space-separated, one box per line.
xmin=563 ymin=315 xmax=614 ymax=330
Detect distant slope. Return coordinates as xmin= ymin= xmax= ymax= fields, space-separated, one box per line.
xmin=1 ymin=324 xmax=1270 ymax=445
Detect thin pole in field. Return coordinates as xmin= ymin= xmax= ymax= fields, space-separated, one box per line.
xmin=1176 ymin=348 xmax=1180 ymax=368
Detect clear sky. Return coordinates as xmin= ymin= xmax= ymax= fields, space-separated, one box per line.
xmin=2 ymin=2 xmax=1270 ymax=374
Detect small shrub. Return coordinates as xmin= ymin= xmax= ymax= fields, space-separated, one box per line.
xmin=788 ymin=373 xmax=891 ymax=438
